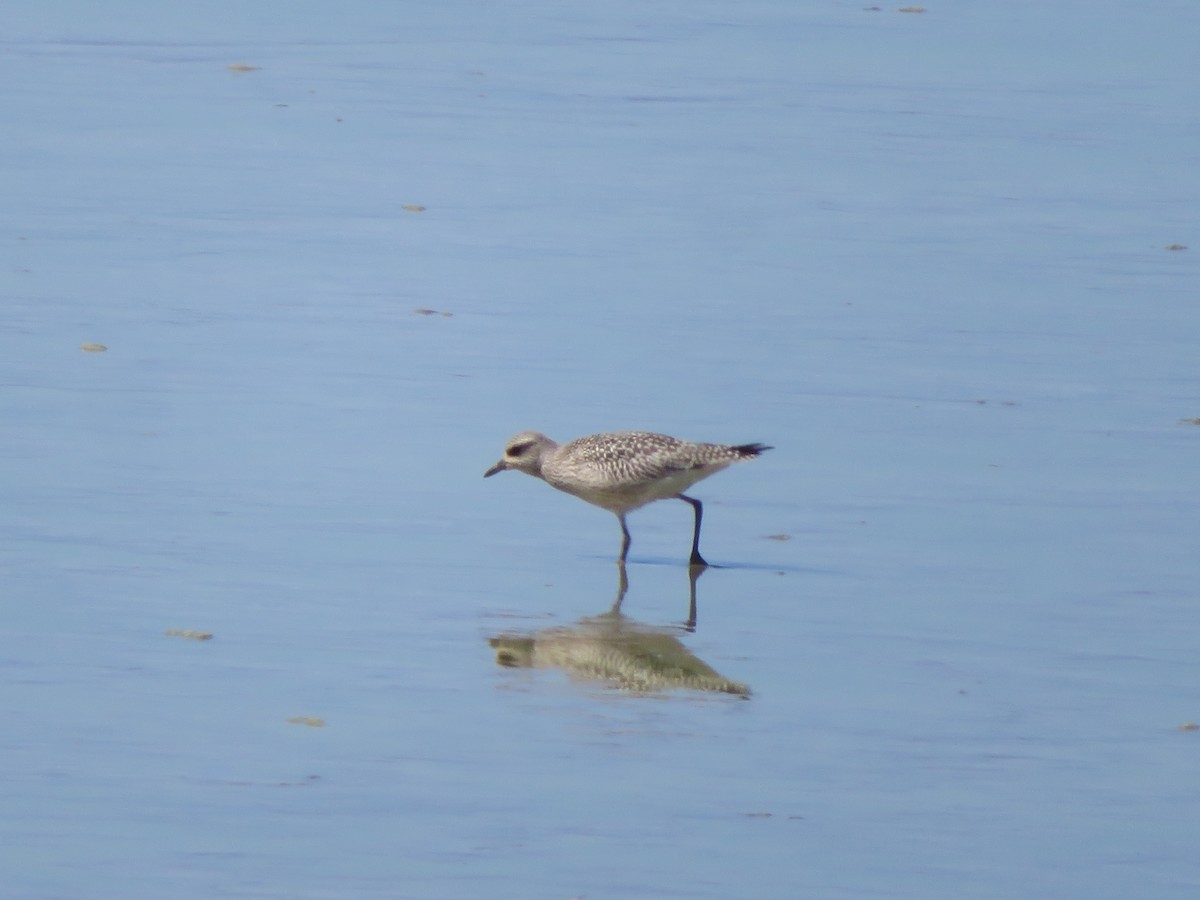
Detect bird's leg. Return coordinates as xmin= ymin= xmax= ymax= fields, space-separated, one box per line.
xmin=609 ymin=562 xmax=630 ymax=615
xmin=678 ymin=494 xmax=708 ymax=568
xmin=684 ymin=563 xmax=702 ymax=631
xmin=617 ymin=513 xmax=632 ymax=563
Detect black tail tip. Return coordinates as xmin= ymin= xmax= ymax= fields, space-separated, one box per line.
xmin=735 ymin=442 xmax=773 ymax=458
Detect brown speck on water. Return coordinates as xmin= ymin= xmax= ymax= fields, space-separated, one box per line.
xmin=1178 ymin=722 xmax=1199 ymax=731
xmin=1179 ymin=418 xmax=1200 ymax=426
xmin=766 ymin=533 xmax=791 ymax=542
xmin=164 ymin=628 xmax=213 ymax=641
xmin=402 ymin=204 xmax=427 ymax=212
xmin=80 ymin=342 xmax=107 ymax=352
xmin=898 ymin=5 xmax=926 ymax=12
xmin=413 ymin=308 xmax=454 ymax=317
xmin=1166 ymin=244 xmax=1187 ymax=251
xmin=227 ymin=63 xmax=261 ymax=73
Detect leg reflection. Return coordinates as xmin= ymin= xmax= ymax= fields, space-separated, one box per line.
xmin=608 ymin=562 xmax=631 ymax=616
xmin=608 ymin=561 xmax=701 ymax=631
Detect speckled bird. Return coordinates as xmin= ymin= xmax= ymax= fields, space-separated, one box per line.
xmin=483 ymin=431 xmax=771 ymax=567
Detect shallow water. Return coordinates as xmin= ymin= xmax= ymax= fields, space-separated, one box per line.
xmin=4 ymin=2 xmax=1199 ymax=898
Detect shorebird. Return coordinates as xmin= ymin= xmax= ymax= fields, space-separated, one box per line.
xmin=483 ymin=430 xmax=771 ymax=567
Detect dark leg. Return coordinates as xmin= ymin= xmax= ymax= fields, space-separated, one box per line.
xmin=684 ymin=563 xmax=702 ymax=631
xmin=678 ymin=494 xmax=708 ymax=568
xmin=609 ymin=562 xmax=630 ymax=615
xmin=617 ymin=513 xmax=632 ymax=563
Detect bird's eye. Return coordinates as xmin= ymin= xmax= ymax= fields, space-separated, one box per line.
xmin=508 ymin=441 xmax=533 ymax=457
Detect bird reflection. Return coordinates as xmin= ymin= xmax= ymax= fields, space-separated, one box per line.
xmin=488 ymin=564 xmax=750 ymax=697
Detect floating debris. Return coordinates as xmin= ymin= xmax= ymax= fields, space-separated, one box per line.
xmin=1180 ymin=418 xmax=1200 ymax=426
xmin=286 ymin=716 xmax=326 ymax=728
xmin=766 ymin=533 xmax=792 ymax=542
xmin=898 ymin=5 xmax=926 ymax=11
xmin=413 ymin=308 xmax=454 ymax=317
xmin=1178 ymin=722 xmax=1199 ymax=731
xmin=164 ymin=628 xmax=213 ymax=641
xmin=227 ymin=63 xmax=262 ymax=73
xmin=80 ymin=342 xmax=107 ymax=352
xmin=1166 ymin=244 xmax=1188 ymax=251
xmin=401 ymin=204 xmax=427 ymax=212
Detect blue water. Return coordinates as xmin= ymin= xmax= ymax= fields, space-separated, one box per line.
xmin=4 ymin=2 xmax=1199 ymax=898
